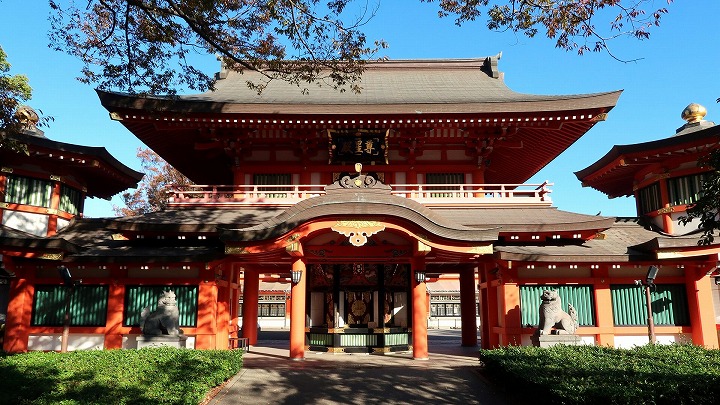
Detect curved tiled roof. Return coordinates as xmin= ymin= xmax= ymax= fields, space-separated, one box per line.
xmin=429 ymin=207 xmax=615 ymax=233
xmin=0 ymin=224 xmax=80 ymax=253
xmin=98 ymin=58 xmax=621 ymax=115
xmin=96 ymin=57 xmax=620 ymax=186
xmin=2 ymin=132 xmax=143 ymax=199
xmin=575 ymin=123 xmax=720 ymax=197
xmin=494 ymin=218 xmax=708 ymax=262
xmin=219 ymin=186 xmax=499 ymax=243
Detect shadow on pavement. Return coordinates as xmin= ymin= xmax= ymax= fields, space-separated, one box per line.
xmin=209 ymin=329 xmax=509 ymax=404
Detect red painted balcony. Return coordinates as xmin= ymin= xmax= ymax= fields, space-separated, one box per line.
xmin=166 ymin=182 xmax=553 ymax=208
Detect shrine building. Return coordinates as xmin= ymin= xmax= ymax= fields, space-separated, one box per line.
xmin=1 ymin=57 xmax=719 ymax=358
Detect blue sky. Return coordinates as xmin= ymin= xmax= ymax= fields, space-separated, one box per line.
xmin=1 ymin=1 xmax=718 ymax=218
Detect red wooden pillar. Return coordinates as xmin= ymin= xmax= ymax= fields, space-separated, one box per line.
xmin=498 ymin=278 xmax=522 ymax=346
xmin=216 ymin=281 xmax=231 ymax=350
xmin=411 ymin=257 xmax=428 ymax=360
xmin=196 ymin=281 xmax=218 ymax=349
xmin=289 ymin=258 xmax=307 ymax=360
xmin=482 ymin=267 xmax=500 ymax=348
xmin=460 ymin=267 xmax=478 ymax=346
xmin=3 ymin=267 xmax=34 ymax=353
xmin=241 ymin=268 xmax=260 ymax=346
xmin=104 ymin=280 xmax=125 ymax=349
xmin=47 ymin=180 xmax=62 ymax=236
xmin=657 ymin=178 xmax=674 ymax=234
xmin=229 ymin=266 xmax=240 ymax=337
xmin=686 ymin=267 xmax=719 ymax=348
xmin=593 ymin=265 xmax=614 ymax=347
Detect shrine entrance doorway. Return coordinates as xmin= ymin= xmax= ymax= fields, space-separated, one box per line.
xmin=305 ymin=263 xmax=412 ymax=354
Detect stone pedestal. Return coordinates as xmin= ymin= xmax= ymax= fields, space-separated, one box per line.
xmin=137 ymin=335 xmax=188 ymax=349
xmin=531 ymin=333 xmax=582 ymax=348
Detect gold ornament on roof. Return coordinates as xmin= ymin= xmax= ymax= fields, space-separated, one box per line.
xmin=15 ymin=105 xmax=39 ymax=129
xmin=681 ymin=103 xmax=707 ymax=123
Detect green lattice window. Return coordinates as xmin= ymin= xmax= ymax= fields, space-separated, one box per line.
xmin=59 ymin=185 xmax=83 ymax=215
xmin=430 ymin=303 xmax=461 ymax=317
xmin=124 ymin=285 xmax=198 ymax=327
xmin=31 ymin=285 xmax=108 ymax=326
xmin=520 ymin=285 xmax=596 ymax=327
xmin=638 ymin=183 xmax=662 ymax=214
xmin=5 ymin=175 xmax=52 ymax=208
xmin=259 ymin=303 xmax=285 ymax=317
xmin=426 ymin=173 xmax=463 ymax=197
xmin=253 ymin=174 xmax=292 ymax=198
xmin=611 ymin=284 xmax=690 ymax=326
xmin=668 ymin=174 xmax=705 ymax=207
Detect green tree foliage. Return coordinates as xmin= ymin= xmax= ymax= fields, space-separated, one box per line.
xmin=424 ymin=0 xmax=672 ymax=61
xmin=48 ymin=0 xmax=672 ymax=95
xmin=678 ymin=149 xmax=720 ymax=245
xmin=0 ymin=46 xmax=33 ymax=153
xmin=114 ymin=148 xmax=192 ymax=216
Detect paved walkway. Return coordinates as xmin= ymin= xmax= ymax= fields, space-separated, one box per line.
xmin=208 ymin=329 xmax=509 ymax=405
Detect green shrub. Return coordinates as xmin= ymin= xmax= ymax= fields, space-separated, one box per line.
xmin=479 ymin=344 xmax=720 ymax=405
xmin=0 ymin=348 xmax=243 ymax=404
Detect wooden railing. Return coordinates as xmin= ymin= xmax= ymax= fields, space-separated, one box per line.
xmin=166 ymin=182 xmax=553 ymax=207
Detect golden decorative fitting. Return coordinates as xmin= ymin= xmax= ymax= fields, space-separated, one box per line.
xmin=591 ymin=113 xmax=608 ymax=122
xmin=39 ymin=253 xmax=63 ymax=260
xmin=1 ymin=167 xmax=13 ymax=173
xmin=0 ymin=203 xmax=9 ymax=209
xmin=417 ymin=240 xmax=431 ymax=253
xmin=681 ymin=103 xmax=707 ymax=123
xmin=656 ymin=206 xmax=675 ymax=215
xmin=225 ymin=246 xmax=248 ymax=255
xmin=285 ymin=242 xmax=302 ymax=254
xmin=109 ymin=112 xmax=124 ymax=121
xmin=50 ymin=175 xmax=61 ymax=181
xmin=15 ymin=105 xmax=39 ymax=128
xmin=46 ymin=209 xmax=58 ymax=215
xmin=331 ymin=220 xmax=385 ymax=247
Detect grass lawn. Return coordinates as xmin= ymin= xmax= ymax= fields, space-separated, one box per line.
xmin=480 ymin=344 xmax=720 ymax=404
xmin=0 ymin=347 xmax=242 ymax=405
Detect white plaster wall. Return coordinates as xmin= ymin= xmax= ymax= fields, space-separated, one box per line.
xmin=258 ymin=317 xmax=288 ymax=329
xmin=427 ymin=317 xmax=481 ymax=330
xmin=122 ymin=334 xmax=196 ymax=349
xmin=57 ymin=217 xmax=70 ymax=232
xmin=613 ymin=334 xmax=691 ymax=349
xmin=520 ymin=334 xmax=596 ymax=346
xmin=3 ymin=211 xmax=49 ymax=236
xmin=671 ymin=213 xmax=702 ymax=235
xmin=28 ymin=334 xmax=104 ymax=351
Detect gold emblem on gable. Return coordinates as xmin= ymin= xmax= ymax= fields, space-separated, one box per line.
xmin=331 ymin=220 xmax=385 ymax=247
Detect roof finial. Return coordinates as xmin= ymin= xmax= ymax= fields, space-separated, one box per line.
xmin=681 ymin=103 xmax=707 ymax=124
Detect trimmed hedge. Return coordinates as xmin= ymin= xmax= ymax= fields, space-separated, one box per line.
xmin=480 ymin=344 xmax=720 ymax=405
xmin=0 ymin=348 xmax=243 ymax=404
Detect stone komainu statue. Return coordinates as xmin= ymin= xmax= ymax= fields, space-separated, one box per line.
xmin=140 ymin=290 xmax=182 ymax=336
xmin=538 ymin=290 xmax=578 ymax=335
